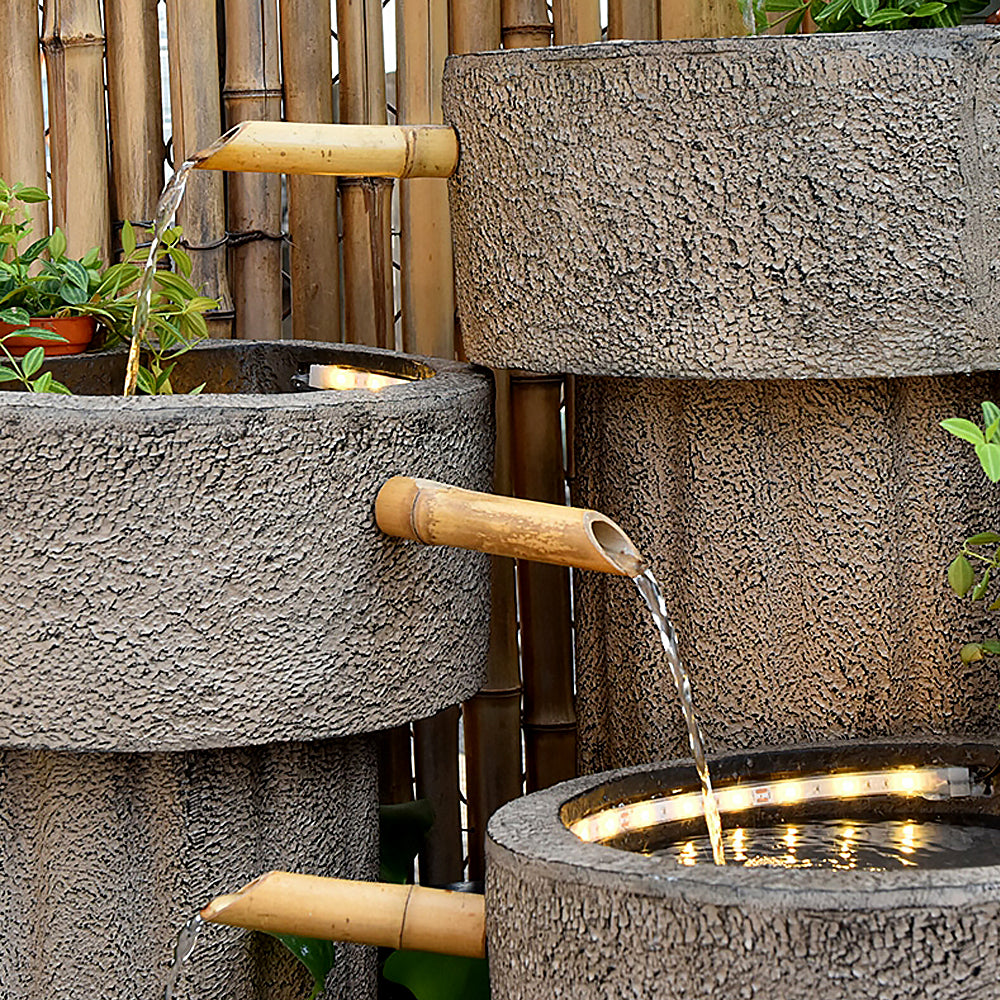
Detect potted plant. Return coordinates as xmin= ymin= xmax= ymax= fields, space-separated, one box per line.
xmin=0 ymin=177 xmax=217 ymax=395
xmin=763 ymin=0 xmax=983 ymax=35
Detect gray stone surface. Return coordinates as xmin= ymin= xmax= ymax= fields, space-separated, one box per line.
xmin=0 ymin=735 xmax=377 ymax=1000
xmin=487 ymin=741 xmax=1000 ymax=999
xmin=446 ymin=27 xmax=1000 ymax=379
xmin=573 ymin=373 xmax=1000 ymax=774
xmin=0 ymin=340 xmax=493 ymax=751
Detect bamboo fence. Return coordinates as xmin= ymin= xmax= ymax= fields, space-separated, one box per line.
xmin=0 ymin=0 xmax=756 ymax=888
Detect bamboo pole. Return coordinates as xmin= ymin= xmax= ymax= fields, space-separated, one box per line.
xmin=42 ymin=0 xmax=110 ymax=261
xmin=0 ymin=4 xmax=48 ymax=236
xmin=413 ymin=706 xmax=464 ymax=885
xmin=552 ymin=0 xmax=601 ymax=44
xmin=658 ymin=0 xmax=747 ymax=38
xmin=337 ymin=0 xmax=394 ymax=349
xmin=279 ymin=0 xmax=341 ymax=341
xmin=105 ymin=0 xmax=164 ymax=257
xmin=223 ymin=0 xmax=284 ymax=341
xmin=166 ymin=0 xmax=234 ymax=337
xmin=195 ymin=122 xmax=458 ymax=178
xmin=203 ymin=871 xmax=486 ymax=958
xmin=609 ymin=0 xmax=658 ymax=39
xmin=501 ymin=0 xmax=552 ymax=49
xmin=449 ymin=0 xmax=501 ymax=53
xmin=376 ymin=477 xmax=644 ymax=576
xmin=397 ymin=0 xmax=455 ymax=360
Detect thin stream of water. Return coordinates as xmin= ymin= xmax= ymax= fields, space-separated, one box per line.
xmin=163 ymin=913 xmax=205 ymax=1000
xmin=123 ymin=158 xmax=198 ymax=397
xmin=635 ymin=567 xmax=726 ymax=865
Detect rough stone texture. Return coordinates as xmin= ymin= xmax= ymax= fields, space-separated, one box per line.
xmin=573 ymin=373 xmax=1000 ymax=773
xmin=0 ymin=341 xmax=493 ymax=750
xmin=446 ymin=27 xmax=1000 ymax=379
xmin=0 ymin=341 xmax=491 ymax=1000
xmin=487 ymin=742 xmax=1000 ymax=1000
xmin=0 ymin=735 xmax=378 ymax=1000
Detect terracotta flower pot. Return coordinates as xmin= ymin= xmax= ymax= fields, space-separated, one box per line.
xmin=0 ymin=315 xmax=96 ymax=357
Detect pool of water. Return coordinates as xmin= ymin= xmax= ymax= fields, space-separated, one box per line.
xmin=648 ymin=818 xmax=1000 ymax=871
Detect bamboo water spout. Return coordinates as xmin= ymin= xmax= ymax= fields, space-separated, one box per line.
xmin=376 ymin=476 xmax=646 ymax=577
xmin=194 ymin=120 xmax=458 ymax=178
xmin=201 ymin=871 xmax=486 ymax=958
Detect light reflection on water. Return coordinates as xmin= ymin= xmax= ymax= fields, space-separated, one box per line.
xmin=650 ymin=819 xmax=1000 ymax=871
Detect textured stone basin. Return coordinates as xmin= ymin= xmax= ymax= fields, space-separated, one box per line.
xmin=0 ymin=340 xmax=493 ymax=999
xmin=487 ymin=740 xmax=1000 ymax=1000
xmin=445 ymin=29 xmax=1000 ymax=773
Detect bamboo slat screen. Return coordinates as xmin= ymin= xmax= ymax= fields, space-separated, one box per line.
xmin=0 ymin=0 xmax=758 ymax=883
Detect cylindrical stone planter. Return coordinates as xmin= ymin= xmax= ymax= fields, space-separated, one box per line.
xmin=444 ymin=28 xmax=1000 ymax=772
xmin=0 ymin=341 xmax=493 ymax=999
xmin=486 ymin=740 xmax=1000 ymax=1000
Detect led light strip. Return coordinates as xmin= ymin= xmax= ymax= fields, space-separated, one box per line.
xmin=568 ymin=766 xmax=978 ymax=844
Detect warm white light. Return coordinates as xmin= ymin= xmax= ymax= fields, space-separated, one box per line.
xmin=567 ymin=765 xmax=979 ymax=844
xmin=899 ymin=822 xmax=918 ymax=854
xmin=784 ymin=826 xmax=798 ymax=850
xmin=308 ymin=364 xmax=407 ymax=391
xmin=679 ymin=842 xmax=697 ymax=866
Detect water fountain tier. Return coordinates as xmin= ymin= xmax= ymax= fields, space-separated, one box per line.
xmin=0 ymin=340 xmax=493 ymax=1000
xmin=486 ymin=740 xmax=1000 ymax=999
xmin=443 ymin=27 xmax=1000 ymax=772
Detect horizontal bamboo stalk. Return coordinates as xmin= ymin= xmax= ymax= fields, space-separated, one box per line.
xmin=202 ymin=871 xmax=486 ymax=958
xmin=375 ymin=476 xmax=644 ymax=576
xmin=196 ymin=121 xmax=458 ymax=178
xmin=0 ymin=4 xmax=47 ymax=235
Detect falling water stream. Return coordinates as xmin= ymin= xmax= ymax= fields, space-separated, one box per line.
xmin=163 ymin=913 xmax=204 ymax=1000
xmin=123 ymin=157 xmax=199 ymax=397
xmin=635 ymin=567 xmax=727 ymax=865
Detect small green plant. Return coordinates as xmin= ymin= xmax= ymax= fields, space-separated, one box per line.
xmin=0 ymin=178 xmax=217 ymax=396
xmin=763 ymin=0 xmax=980 ymax=34
xmin=942 ymin=401 xmax=1000 ymax=664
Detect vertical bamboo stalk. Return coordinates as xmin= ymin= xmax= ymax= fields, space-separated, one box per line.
xmin=42 ymin=0 xmax=110 ymax=261
xmin=223 ymin=0 xmax=284 ymax=341
xmin=105 ymin=0 xmax=164 ymax=256
xmin=449 ymin=0 xmax=501 ymax=53
xmin=552 ymin=0 xmax=601 ymax=44
xmin=279 ymin=0 xmax=341 ymax=341
xmin=608 ymin=0 xmax=658 ymax=39
xmin=501 ymin=0 xmax=551 ymax=48
xmin=337 ymin=0 xmax=394 ymax=349
xmin=166 ymin=0 xmax=234 ymax=337
xmin=658 ymin=0 xmax=747 ymax=38
xmin=413 ymin=706 xmax=464 ymax=885
xmin=0 ymin=3 xmax=48 ymax=236
xmin=397 ymin=0 xmax=454 ymax=360
xmin=511 ymin=376 xmax=577 ymax=791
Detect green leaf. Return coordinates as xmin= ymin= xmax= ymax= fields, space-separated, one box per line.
xmin=975 ymin=442 xmax=1000 ymax=483
xmin=972 ymin=568 xmax=991 ymax=602
xmin=966 ymin=532 xmax=1000 ymax=546
xmin=187 ymin=382 xmax=206 ymax=395
xmin=982 ymin=401 xmax=1000 ymax=428
xmin=765 ymin=0 xmax=804 ymax=10
xmin=981 ymin=640 xmax=1000 ymax=656
xmin=960 ymin=643 xmax=984 ymax=664
xmin=908 ymin=1 xmax=946 ymax=12
xmin=14 ymin=186 xmax=49 ymax=204
xmin=135 ymin=367 xmax=157 ymax=396
xmin=380 ymin=799 xmax=436 ymax=884
xmin=852 ymin=0 xmax=878 ymax=17
xmin=21 ymin=346 xmax=44 ymax=377
xmin=784 ymin=8 xmax=807 ymax=29
xmin=269 ymin=934 xmax=336 ymax=1000
xmin=17 ymin=328 xmax=68 ymax=342
xmin=928 ymin=3 xmax=960 ymax=23
xmin=941 ymin=418 xmax=984 ymax=445
xmin=814 ymin=0 xmax=851 ymax=19
xmin=0 ymin=365 xmax=21 ymax=383
xmin=48 ymin=227 xmax=67 ymax=260
xmin=864 ymin=8 xmax=909 ymax=21
xmin=948 ymin=554 xmax=975 ymax=597
xmin=0 ymin=306 xmax=30 ymax=326
xmin=121 ymin=220 xmax=137 ymax=258
xmin=986 ymin=416 xmax=1000 ymax=444
xmin=383 ymin=951 xmax=491 ymax=1000
xmin=46 ymin=379 xmax=72 ymax=395
xmin=30 ymin=371 xmax=53 ymax=393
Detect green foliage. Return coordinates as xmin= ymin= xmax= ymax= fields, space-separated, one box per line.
xmin=383 ymin=951 xmax=491 ymax=1000
xmin=271 ymin=799 xmax=489 ymax=1000
xmin=0 ymin=179 xmax=216 ymax=396
xmin=943 ymin=402 xmax=1000 ymax=666
xmin=763 ymin=0 xmax=979 ymax=33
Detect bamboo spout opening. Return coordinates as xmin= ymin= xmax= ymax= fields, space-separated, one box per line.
xmin=201 ymin=871 xmax=486 ymax=959
xmin=375 ymin=476 xmax=647 ymax=577
xmin=193 ymin=120 xmax=459 ymax=178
